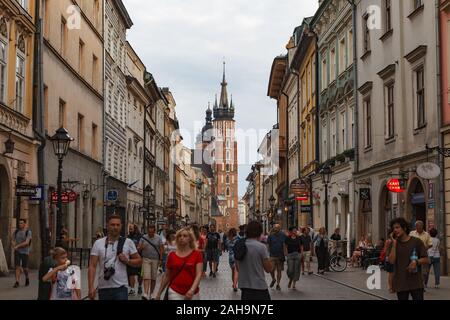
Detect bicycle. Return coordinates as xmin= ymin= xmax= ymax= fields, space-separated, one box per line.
xmin=328 ymin=241 xmax=348 ymax=272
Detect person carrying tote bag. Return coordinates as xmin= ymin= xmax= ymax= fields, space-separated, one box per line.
xmin=156 ymin=228 xmax=203 ymax=300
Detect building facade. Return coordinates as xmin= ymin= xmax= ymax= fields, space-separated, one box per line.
xmin=355 ymin=0 xmax=440 ymax=244
xmin=43 ymin=0 xmax=104 ymax=250
xmin=440 ymin=0 xmax=450 ymax=274
xmin=0 ymin=0 xmax=39 ymax=267
xmin=311 ymin=0 xmax=355 ymax=239
xmin=104 ymin=0 xmax=133 ymax=223
xmin=125 ymin=42 xmax=148 ymax=229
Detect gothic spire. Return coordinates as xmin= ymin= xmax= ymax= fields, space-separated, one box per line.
xmin=219 ymin=61 xmax=229 ymax=109
xmin=214 ymin=94 xmax=218 ymax=109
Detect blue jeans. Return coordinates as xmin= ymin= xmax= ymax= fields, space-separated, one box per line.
xmin=98 ymin=286 xmax=128 ymax=301
xmin=425 ymin=257 xmax=441 ymax=286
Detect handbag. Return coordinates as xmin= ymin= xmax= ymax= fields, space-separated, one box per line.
xmin=163 ymin=251 xmax=194 ymax=300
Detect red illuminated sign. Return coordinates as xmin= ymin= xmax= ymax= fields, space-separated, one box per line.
xmin=51 ymin=191 xmax=78 ymax=204
xmin=387 ymin=179 xmax=406 ymax=193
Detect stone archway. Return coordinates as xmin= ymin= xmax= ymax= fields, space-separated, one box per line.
xmin=0 ymin=162 xmax=12 ymax=267
xmin=379 ymin=183 xmax=392 ymax=240
xmin=406 ymin=178 xmax=426 ymax=228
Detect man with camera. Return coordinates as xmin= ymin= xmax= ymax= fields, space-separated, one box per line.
xmin=88 ymin=215 xmax=142 ymax=300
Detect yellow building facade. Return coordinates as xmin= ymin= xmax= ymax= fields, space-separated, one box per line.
xmin=0 ymin=0 xmax=39 ymax=268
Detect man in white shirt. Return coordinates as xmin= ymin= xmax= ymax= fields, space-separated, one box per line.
xmin=410 ymin=220 xmax=433 ymax=288
xmin=88 ymin=215 xmax=142 ymax=300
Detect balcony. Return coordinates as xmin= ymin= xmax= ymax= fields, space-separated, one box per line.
xmin=0 ymin=103 xmax=30 ymax=135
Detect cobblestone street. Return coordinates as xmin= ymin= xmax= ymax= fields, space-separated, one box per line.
xmin=1 ymin=253 xmax=448 ymax=300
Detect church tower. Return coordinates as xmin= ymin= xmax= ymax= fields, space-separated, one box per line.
xmin=212 ymin=63 xmax=239 ymax=230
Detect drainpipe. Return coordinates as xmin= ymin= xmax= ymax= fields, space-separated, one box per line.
xmin=435 ymin=0 xmax=447 ymax=275
xmin=347 ymin=0 xmax=359 ymax=256
xmin=281 ymin=90 xmax=290 ymax=229
xmin=291 ymin=68 xmax=301 ymax=227
xmin=33 ymin=0 xmax=48 ymax=260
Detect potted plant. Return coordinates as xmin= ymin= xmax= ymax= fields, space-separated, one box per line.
xmin=336 ymin=153 xmax=345 ymax=164
xmin=343 ymin=149 xmax=355 ymax=161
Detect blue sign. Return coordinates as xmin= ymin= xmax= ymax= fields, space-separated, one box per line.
xmin=107 ymin=190 xmax=118 ymax=201
xmin=30 ymin=186 xmax=44 ymax=201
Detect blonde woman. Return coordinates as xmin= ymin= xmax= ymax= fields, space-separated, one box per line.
xmin=156 ymin=228 xmax=203 ymax=300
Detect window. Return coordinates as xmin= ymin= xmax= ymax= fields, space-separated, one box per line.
xmin=413 ymin=0 xmax=423 ymax=10
xmin=0 ymin=21 xmax=7 ymax=103
xmin=59 ymin=99 xmax=66 ymax=127
xmin=44 ymin=86 xmax=48 ymax=130
xmin=348 ymin=30 xmax=353 ymax=64
xmin=92 ymin=55 xmax=98 ymax=88
xmin=321 ymin=55 xmax=327 ymax=90
xmin=386 ymin=83 xmax=395 ymax=138
xmin=385 ymin=0 xmax=392 ymax=32
xmin=322 ymin=122 xmax=327 ymax=161
xmin=79 ymin=39 xmax=85 ymax=75
xmin=18 ymin=0 xmax=28 ymax=10
xmin=226 ymin=176 xmax=230 ymax=184
xmin=92 ymin=124 xmax=98 ymax=159
xmin=330 ymin=117 xmax=336 ymax=157
xmin=93 ymin=0 xmax=100 ymax=28
xmin=349 ymin=106 xmax=354 ymax=149
xmin=226 ymin=164 xmax=230 ymax=172
xmin=15 ymin=53 xmax=25 ymax=113
xmin=363 ymin=15 xmax=371 ymax=53
xmin=364 ymin=98 xmax=372 ymax=148
xmin=77 ymin=114 xmax=84 ymax=152
xmin=330 ymin=48 xmax=336 ymax=82
xmin=339 ymin=38 xmax=346 ymax=74
xmin=128 ymin=138 xmax=133 ymax=153
xmin=226 ymin=188 xmax=230 ymax=197
xmin=340 ymin=111 xmax=346 ymax=153
xmin=416 ymin=67 xmax=425 ymax=127
xmin=61 ymin=17 xmax=67 ymax=55
xmin=43 ymin=0 xmax=49 ymax=37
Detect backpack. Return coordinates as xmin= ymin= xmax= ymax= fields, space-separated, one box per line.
xmin=233 ymin=237 xmax=247 ymax=261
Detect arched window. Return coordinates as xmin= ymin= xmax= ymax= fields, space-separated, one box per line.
xmin=226 ymin=188 xmax=230 ymax=197
xmin=226 ymin=176 xmax=229 ymax=184
xmin=0 ymin=18 xmax=8 ymax=103
xmin=15 ymin=35 xmax=26 ymax=113
xmin=128 ymin=138 xmax=132 ymax=152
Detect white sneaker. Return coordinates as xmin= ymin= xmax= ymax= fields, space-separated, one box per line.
xmin=129 ymin=289 xmax=136 ymax=296
xmin=435 ymin=285 xmax=439 ymax=289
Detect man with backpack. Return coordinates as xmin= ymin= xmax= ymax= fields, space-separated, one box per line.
xmin=138 ymin=225 xmax=163 ymax=300
xmin=88 ymin=215 xmax=142 ymax=300
xmin=235 ymin=221 xmax=273 ymax=300
xmin=12 ymin=219 xmax=32 ymax=288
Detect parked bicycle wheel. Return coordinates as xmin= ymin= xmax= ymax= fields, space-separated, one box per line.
xmin=329 ymin=255 xmax=347 ymax=272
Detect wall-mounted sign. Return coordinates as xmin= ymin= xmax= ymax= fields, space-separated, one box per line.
xmin=290 ymin=179 xmax=310 ymax=201
xmin=51 ymin=191 xmax=78 ymax=204
xmin=301 ymin=206 xmax=312 ymax=213
xmin=429 ymin=183 xmax=435 ymax=200
xmin=107 ymin=190 xmax=118 ymax=202
xmin=387 ymin=179 xmax=406 ymax=193
xmin=416 ymin=162 xmax=441 ymax=180
xmin=359 ymin=188 xmax=371 ymax=201
xmin=16 ymin=185 xmax=39 ymax=197
xmin=30 ymin=186 xmax=44 ymax=201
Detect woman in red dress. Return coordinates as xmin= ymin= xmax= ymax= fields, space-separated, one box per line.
xmin=156 ymin=228 xmax=203 ymax=300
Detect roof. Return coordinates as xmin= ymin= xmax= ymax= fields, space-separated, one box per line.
xmin=267 ymin=55 xmax=288 ymax=99
xmin=115 ymin=0 xmax=134 ymax=29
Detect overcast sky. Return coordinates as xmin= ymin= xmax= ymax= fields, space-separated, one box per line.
xmin=124 ymin=0 xmax=319 ymax=197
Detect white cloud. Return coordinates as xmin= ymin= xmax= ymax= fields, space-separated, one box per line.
xmin=124 ymin=0 xmax=319 ymax=197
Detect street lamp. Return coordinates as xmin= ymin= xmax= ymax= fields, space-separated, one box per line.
xmin=50 ymin=127 xmax=73 ymax=247
xmin=0 ymin=130 xmax=15 ymax=154
xmin=320 ymin=165 xmax=332 ymax=232
xmin=269 ymin=195 xmax=276 ymax=227
xmin=144 ymin=185 xmax=154 ymax=228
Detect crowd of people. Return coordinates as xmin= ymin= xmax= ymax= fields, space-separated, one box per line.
xmin=6 ymin=213 xmax=441 ymax=301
